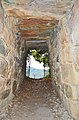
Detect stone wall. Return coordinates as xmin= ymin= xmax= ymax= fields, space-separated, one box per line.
xmin=0 ymin=2 xmax=26 ymax=107
xmin=65 ymin=0 xmax=79 ymax=119
xmin=58 ymin=20 xmax=79 ymax=119
xmin=48 ymin=24 xmax=61 ymax=95
xmin=49 ymin=1 xmax=79 ymax=119
xmin=0 ymin=0 xmax=79 ymax=119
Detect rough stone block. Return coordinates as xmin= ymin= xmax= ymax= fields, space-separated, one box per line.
xmin=0 ymin=38 xmax=7 ymax=56
xmin=1 ymin=89 xmax=11 ymax=100
xmin=0 ymin=76 xmax=5 ymax=91
xmin=72 ymin=47 xmax=79 ymax=72
xmin=60 ymin=42 xmax=72 ymax=63
xmin=64 ymin=84 xmax=79 ymax=100
xmin=62 ymin=94 xmax=79 ymax=120
xmin=0 ymin=57 xmax=8 ymax=77
xmin=68 ymin=100 xmax=79 ymax=120
xmin=64 ymin=84 xmax=72 ymax=99
xmin=61 ymin=63 xmax=75 ymax=84
xmin=7 ymin=51 xmax=14 ymax=67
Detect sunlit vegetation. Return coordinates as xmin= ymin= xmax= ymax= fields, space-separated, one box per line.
xmin=3 ymin=0 xmax=9 ymax=3
xmin=27 ymin=49 xmax=51 ymax=78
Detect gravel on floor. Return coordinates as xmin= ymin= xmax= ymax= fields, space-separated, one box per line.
xmin=0 ymin=78 xmax=74 ymax=120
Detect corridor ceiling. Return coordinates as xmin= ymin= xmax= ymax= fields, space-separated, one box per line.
xmin=3 ymin=0 xmax=74 ymax=40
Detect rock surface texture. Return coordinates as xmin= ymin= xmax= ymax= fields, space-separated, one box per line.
xmin=0 ymin=78 xmax=74 ymax=120
xmin=0 ymin=0 xmax=79 ymax=120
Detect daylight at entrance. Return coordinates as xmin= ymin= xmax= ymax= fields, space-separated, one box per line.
xmin=26 ymin=55 xmax=49 ymax=79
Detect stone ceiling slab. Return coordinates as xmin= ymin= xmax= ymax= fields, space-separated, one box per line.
xmin=3 ymin=0 xmax=74 ymax=20
xmin=17 ymin=18 xmax=58 ymax=38
xmin=2 ymin=0 xmax=75 ymax=40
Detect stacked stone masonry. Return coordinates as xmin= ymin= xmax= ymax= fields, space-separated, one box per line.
xmin=49 ymin=1 xmax=79 ymax=119
xmin=0 ymin=2 xmax=26 ymax=107
xmin=0 ymin=0 xmax=79 ymax=120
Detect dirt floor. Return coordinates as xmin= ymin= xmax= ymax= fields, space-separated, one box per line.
xmin=0 ymin=78 xmax=74 ymax=120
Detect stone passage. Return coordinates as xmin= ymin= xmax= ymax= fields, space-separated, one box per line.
xmin=0 ymin=0 xmax=79 ymax=120
xmin=0 ymin=78 xmax=74 ymax=120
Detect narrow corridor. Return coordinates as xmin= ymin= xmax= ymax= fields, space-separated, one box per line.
xmin=0 ymin=78 xmax=74 ymax=120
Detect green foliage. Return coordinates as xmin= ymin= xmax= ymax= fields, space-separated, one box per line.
xmin=27 ymin=49 xmax=50 ymax=78
xmin=28 ymin=50 xmax=49 ymax=66
xmin=3 ymin=0 xmax=9 ymax=3
xmin=31 ymin=50 xmax=42 ymax=63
